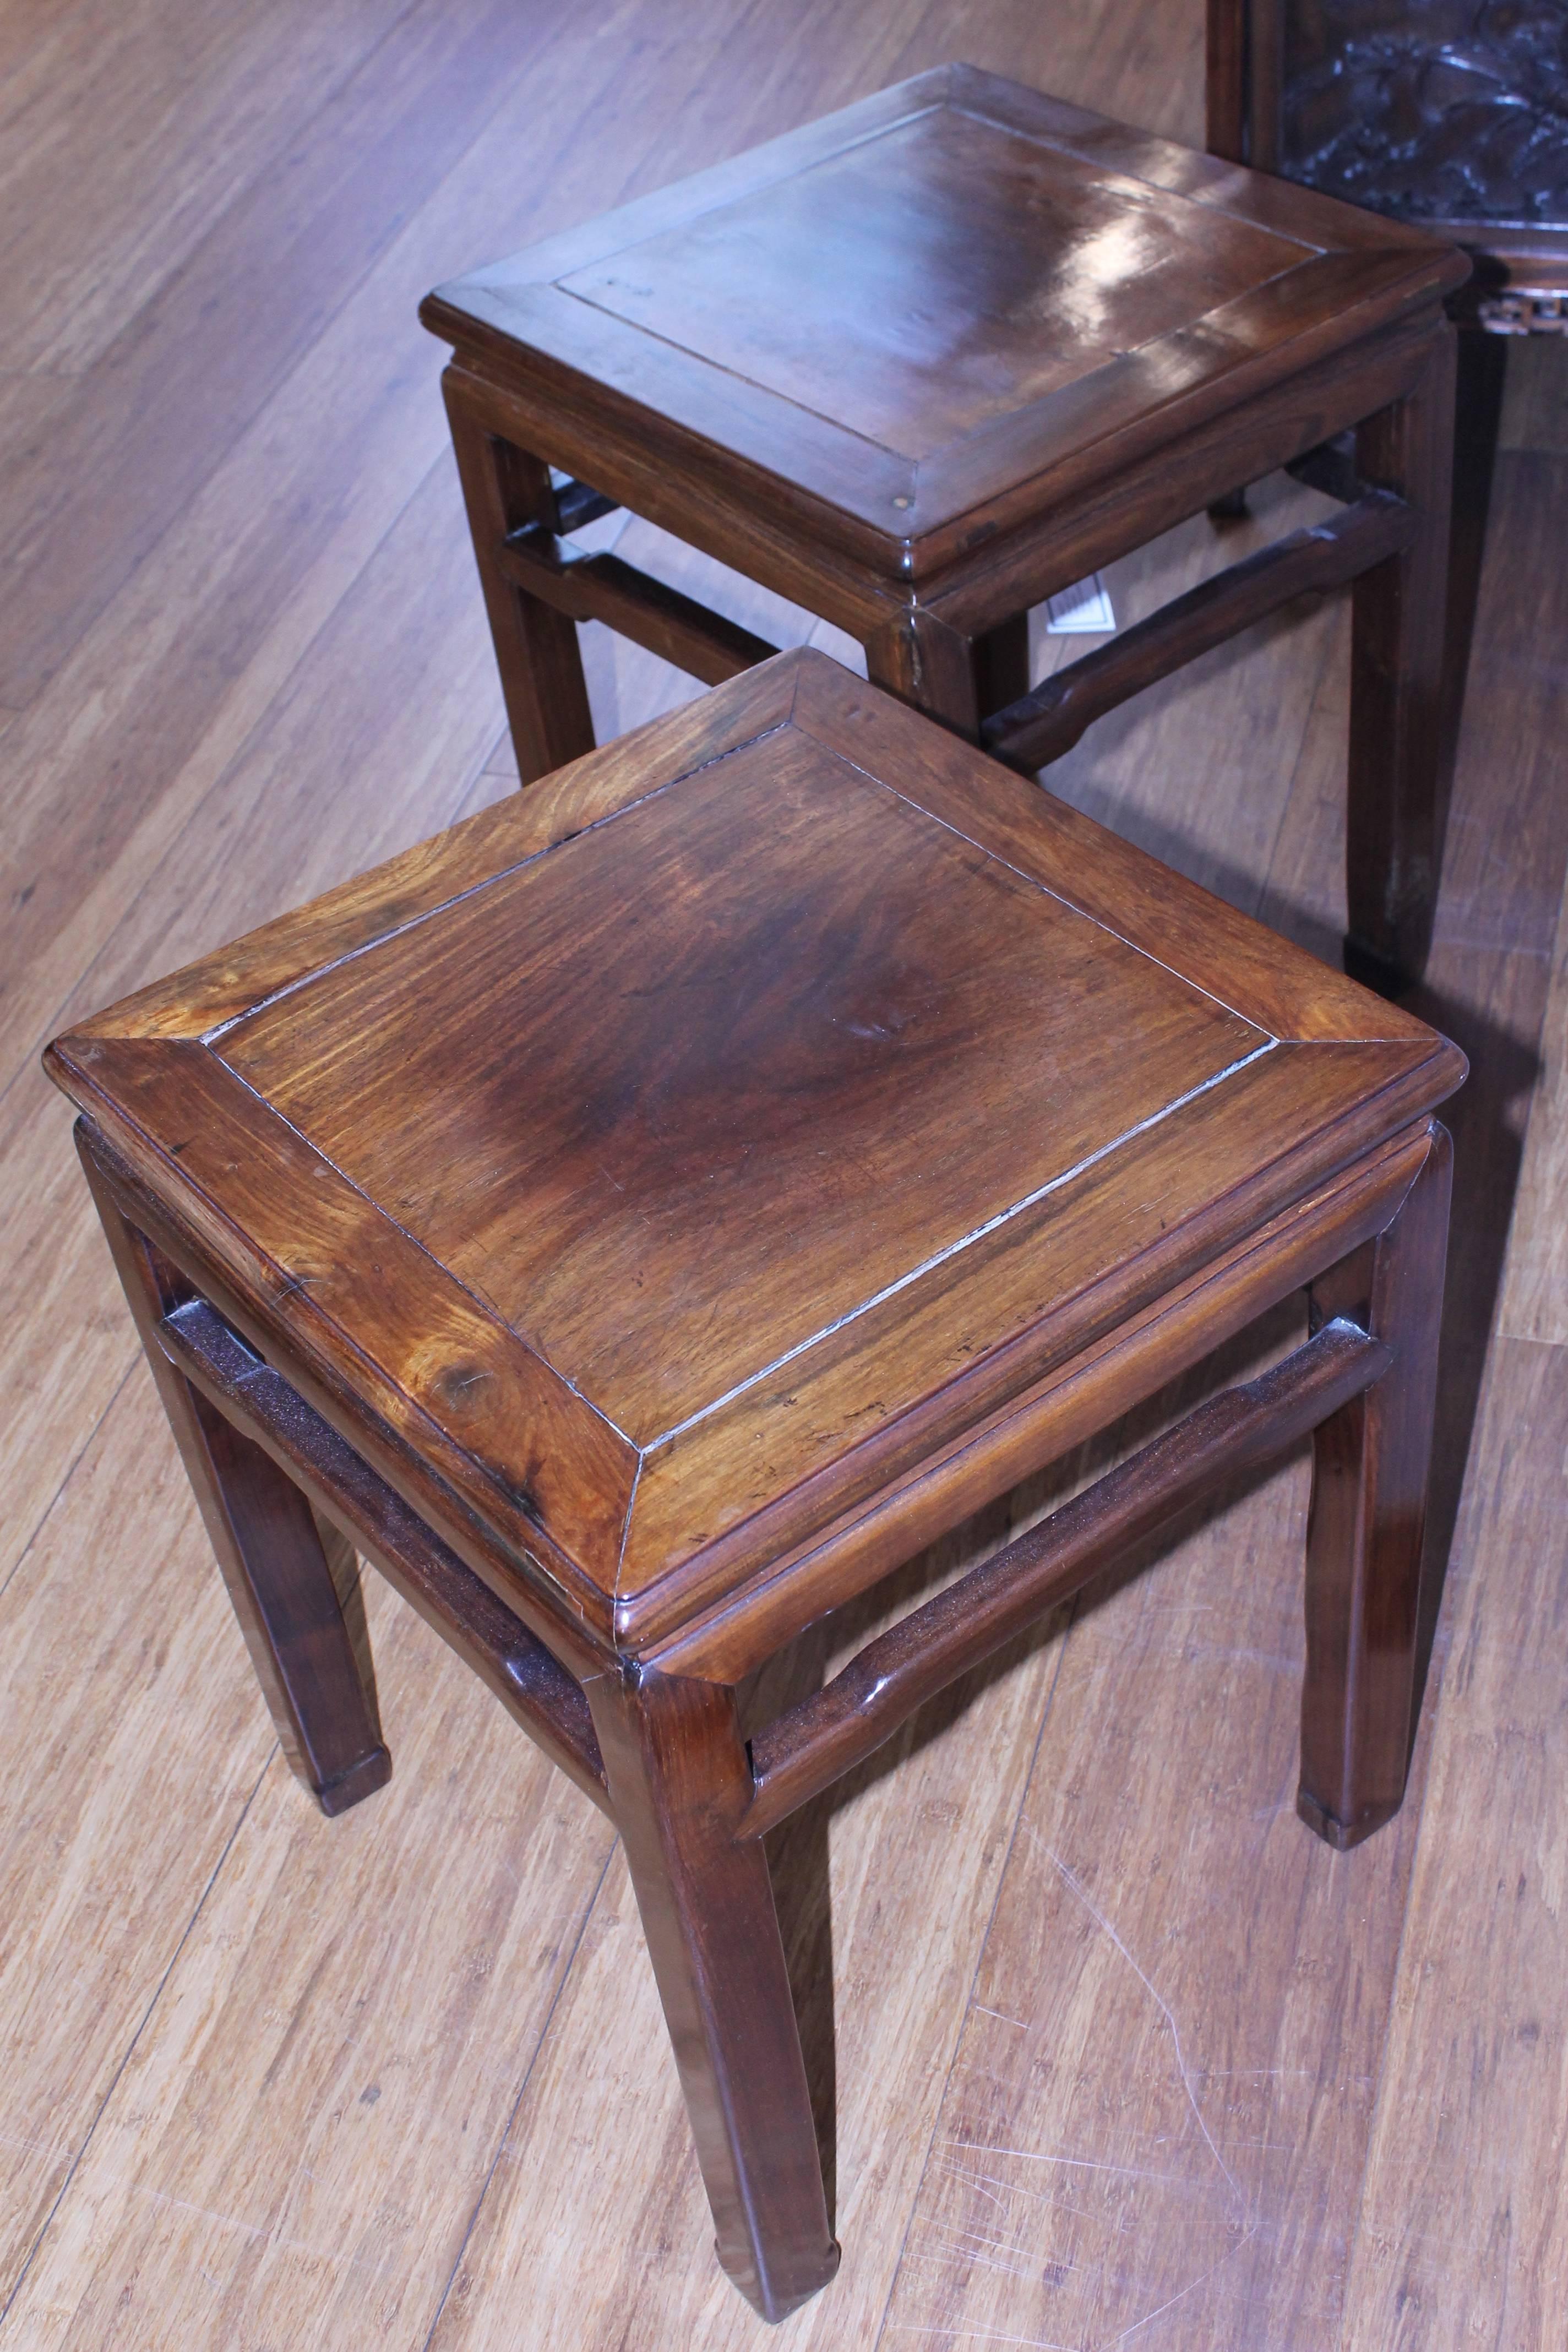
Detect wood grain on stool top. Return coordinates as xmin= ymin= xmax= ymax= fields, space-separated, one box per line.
xmin=43 ymin=652 xmax=1462 ymax=1659
xmin=422 ymin=64 xmax=1467 ymax=580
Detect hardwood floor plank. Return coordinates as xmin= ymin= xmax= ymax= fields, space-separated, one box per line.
xmin=0 ymin=0 xmax=622 ymax=707
xmin=424 ymin=1518 xmax=1074 ymax=2351
xmin=0 ymin=1364 xmax=278 ymax=2300
xmin=0 ymin=0 xmax=959 ymax=1074
xmin=0 ymin=374 xmax=76 ymax=504
xmin=876 ymin=1327 xmax=1435 ymax=2352
xmin=1335 ymin=1336 xmax=1568 ymax=2348
xmin=0 ymin=1095 xmax=139 ymax=1594
xmin=0 ymin=0 xmax=105 ymax=126
xmin=1023 ymin=472 xmax=1341 ymax=917
xmin=0 ymin=0 xmax=401 ymax=379
xmin=1498 ymin=336 xmax=1568 ymax=456
xmin=1 ymin=1582 xmax=615 ymax=2350
xmin=1500 ymin=882 xmax=1568 ymax=1344
xmin=0 ymin=455 xmax=514 ymax=1591
xmin=0 ymin=0 xmax=640 ymax=897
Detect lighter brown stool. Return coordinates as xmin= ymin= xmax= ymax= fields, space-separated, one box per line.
xmin=48 ymin=652 xmax=1462 ymax=2321
xmin=421 ymin=64 xmax=1468 ymax=994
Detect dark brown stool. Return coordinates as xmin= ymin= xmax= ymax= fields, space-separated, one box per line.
xmin=47 ymin=653 xmax=1463 ymax=2321
xmin=421 ymin=64 xmax=1468 ymax=994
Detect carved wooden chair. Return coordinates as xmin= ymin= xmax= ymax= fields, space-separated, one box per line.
xmin=1206 ymin=0 xmax=1568 ymax=334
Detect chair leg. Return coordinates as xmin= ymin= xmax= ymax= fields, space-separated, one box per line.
xmin=1345 ymin=324 xmax=1458 ymax=994
xmin=80 ymin=1136 xmax=391 ymax=1817
xmin=1298 ymin=1120 xmax=1451 ymax=1850
xmin=442 ymin=369 xmax=596 ymax=786
xmin=586 ymin=1666 xmax=840 ymax=2322
xmin=864 ymin=606 xmax=1029 ymax=737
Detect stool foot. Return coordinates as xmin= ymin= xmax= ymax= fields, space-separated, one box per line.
xmin=1295 ymin=1785 xmax=1402 ymax=1852
xmin=1298 ymin=1121 xmax=1451 ymax=1847
xmin=79 ymin=1133 xmax=393 ymax=1816
xmin=587 ymin=1668 xmax=840 ymax=2321
xmin=317 ymin=1744 xmax=394 ymax=1816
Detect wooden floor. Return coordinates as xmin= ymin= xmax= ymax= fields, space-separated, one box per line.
xmin=3 ymin=3 xmax=1567 ymax=2344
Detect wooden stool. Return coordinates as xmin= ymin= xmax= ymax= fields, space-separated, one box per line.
xmin=47 ymin=653 xmax=1462 ymax=2322
xmin=421 ymin=65 xmax=1469 ymax=994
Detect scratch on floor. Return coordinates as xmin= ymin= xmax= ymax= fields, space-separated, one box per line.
xmin=885 ymin=2323 xmax=1085 ymax=2349
xmin=908 ymin=2241 xmax=1040 ymax=2282
xmin=1101 ymin=2221 xmax=1261 ymax=2347
xmin=137 ymin=2182 xmax=393 ymax=2281
xmin=940 ymin=2143 xmax=1215 ymax=2193
xmin=0 ymin=2128 xmax=74 ymax=2161
xmin=938 ymin=2162 xmax=1101 ymax=2227
xmin=1030 ymin=1831 xmax=1249 ymax=2219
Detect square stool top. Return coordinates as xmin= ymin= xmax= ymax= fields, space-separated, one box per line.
xmin=49 ymin=653 xmax=1462 ymax=1659
xmin=421 ymin=64 xmax=1468 ymax=582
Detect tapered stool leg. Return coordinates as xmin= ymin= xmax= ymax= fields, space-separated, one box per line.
xmin=1346 ymin=325 xmax=1458 ymax=993
xmin=79 ymin=1131 xmax=391 ymax=1816
xmin=1298 ymin=1119 xmax=1452 ymax=1849
xmin=443 ymin=369 xmax=596 ymax=785
xmin=586 ymin=1667 xmax=840 ymax=2323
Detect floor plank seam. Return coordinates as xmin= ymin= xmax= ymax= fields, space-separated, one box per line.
xmin=0 ymin=0 xmax=440 ymax=701
xmin=0 ymin=1743 xmax=279 ymax=2331
xmin=417 ymin=1839 xmax=618 ymax=2352
xmin=871 ymin=1594 xmax=1080 ymax=2351
xmin=0 ymin=1351 xmax=135 ymax=1607
xmin=1251 ymin=594 xmax=1345 ymax=928
xmin=1329 ymin=1294 xmax=1518 ymax=2348
xmin=0 ymin=433 xmax=470 ymax=1125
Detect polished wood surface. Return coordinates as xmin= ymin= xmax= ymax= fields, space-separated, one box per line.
xmin=984 ymin=484 xmax=1415 ymax=768
xmin=424 ymin=67 xmax=1461 ymax=567
xmin=5 ymin=3 xmax=1568 ymax=2343
xmin=47 ymin=652 xmax=1461 ymax=1657
xmin=424 ymin=66 xmax=1468 ymax=989
xmin=745 ymin=1315 xmax=1389 ymax=1838
xmin=46 ymin=649 xmax=1461 ymax=2316
xmin=992 ymin=484 xmax=1419 ymax=762
xmin=154 ymin=1283 xmax=612 ymax=1815
xmin=82 ymin=1139 xmax=394 ymax=1817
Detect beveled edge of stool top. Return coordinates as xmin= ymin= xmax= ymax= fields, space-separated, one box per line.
xmin=421 ymin=63 xmax=1470 ymax=580
xmin=46 ymin=651 xmax=1464 ymax=1664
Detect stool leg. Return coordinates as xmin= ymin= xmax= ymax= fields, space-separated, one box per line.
xmin=1346 ymin=324 xmax=1458 ymax=994
xmin=1298 ymin=1120 xmax=1451 ymax=1850
xmin=971 ymin=612 xmax=1032 ymax=721
xmin=442 ymin=370 xmax=595 ymax=786
xmin=864 ymin=606 xmax=1029 ymax=737
xmin=586 ymin=1667 xmax=840 ymax=2322
xmin=81 ymin=1141 xmax=391 ymax=1817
